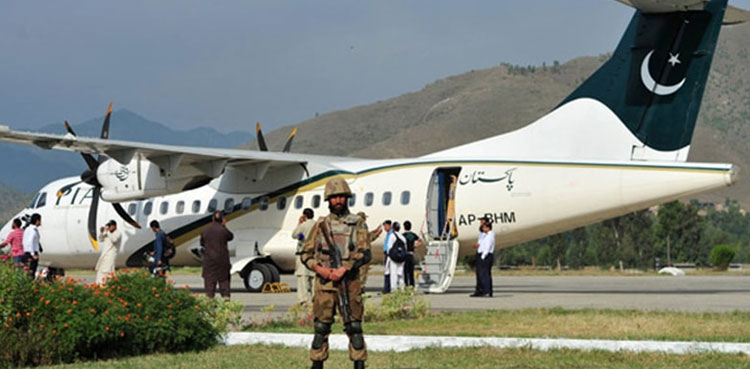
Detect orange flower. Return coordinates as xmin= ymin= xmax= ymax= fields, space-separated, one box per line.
xmin=67 ymin=309 xmax=72 ymax=314
xmin=105 ymin=326 xmax=110 ymax=331
xmin=15 ymin=312 xmax=20 ymax=318
xmin=136 ymin=303 xmax=142 ymax=308
xmin=45 ymin=300 xmax=51 ymax=305
xmin=64 ymin=323 xmax=69 ymax=328
xmin=120 ymin=332 xmax=125 ymax=337
xmin=154 ymin=294 xmax=160 ymax=298
xmin=52 ymin=329 xmax=57 ymax=334
xmin=39 ymin=324 xmax=44 ymax=329
xmin=25 ymin=312 xmax=30 ymax=317
xmin=72 ymin=300 xmax=78 ymax=305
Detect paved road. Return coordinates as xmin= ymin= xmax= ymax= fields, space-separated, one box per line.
xmin=70 ymin=271 xmax=750 ymax=314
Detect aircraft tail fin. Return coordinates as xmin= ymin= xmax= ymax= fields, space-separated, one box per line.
xmin=427 ymin=0 xmax=735 ymax=162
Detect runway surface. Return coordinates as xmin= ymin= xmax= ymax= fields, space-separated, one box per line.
xmin=70 ymin=271 xmax=750 ymax=313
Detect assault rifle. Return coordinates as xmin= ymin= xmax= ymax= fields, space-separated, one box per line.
xmin=319 ymin=221 xmax=352 ymax=325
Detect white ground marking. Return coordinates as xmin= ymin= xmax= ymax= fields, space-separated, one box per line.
xmin=224 ymin=333 xmax=750 ymax=355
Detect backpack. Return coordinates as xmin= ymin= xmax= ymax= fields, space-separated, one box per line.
xmin=162 ymin=235 xmax=176 ymax=260
xmin=388 ymin=235 xmax=407 ymax=263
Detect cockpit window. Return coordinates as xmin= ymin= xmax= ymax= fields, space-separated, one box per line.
xmin=36 ymin=193 xmax=47 ymax=208
xmin=28 ymin=193 xmax=39 ymax=209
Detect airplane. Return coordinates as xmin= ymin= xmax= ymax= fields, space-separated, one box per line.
xmin=0 ymin=0 xmax=746 ymax=293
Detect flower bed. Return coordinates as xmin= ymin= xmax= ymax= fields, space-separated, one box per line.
xmin=0 ymin=261 xmax=222 ymax=367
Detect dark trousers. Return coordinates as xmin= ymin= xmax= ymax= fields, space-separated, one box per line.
xmin=475 ymin=253 xmax=493 ymax=296
xmin=383 ymin=252 xmax=391 ymax=294
xmin=205 ymin=278 xmax=231 ymax=298
xmin=404 ymin=253 xmax=415 ymax=287
xmin=23 ymin=253 xmax=38 ymax=278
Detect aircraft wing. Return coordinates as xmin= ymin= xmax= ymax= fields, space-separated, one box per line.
xmin=0 ymin=124 xmax=333 ymax=174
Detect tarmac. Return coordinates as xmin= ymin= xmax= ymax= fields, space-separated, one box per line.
xmin=70 ymin=268 xmax=750 ymax=316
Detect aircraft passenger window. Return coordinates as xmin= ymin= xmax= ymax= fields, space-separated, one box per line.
xmin=400 ymin=191 xmax=410 ymax=205
xmin=176 ymin=201 xmax=185 ymax=214
xmin=128 ymin=203 xmax=137 ymax=216
xmin=277 ymin=196 xmax=287 ymax=210
xmin=28 ymin=193 xmax=39 ymax=209
xmin=364 ymin=192 xmax=374 ymax=207
xmin=241 ymin=197 xmax=252 ymax=211
xmin=312 ymin=195 xmax=321 ymax=209
xmin=160 ymin=201 xmax=169 ymax=215
xmin=208 ymin=199 xmax=218 ymax=213
xmin=143 ymin=202 xmax=153 ymax=216
xmin=294 ymin=196 xmax=303 ymax=209
xmin=192 ymin=200 xmax=201 ymax=214
xmin=224 ymin=198 xmax=235 ymax=213
xmin=348 ymin=193 xmax=356 ymax=207
xmin=36 ymin=193 xmax=47 ymax=208
xmin=260 ymin=197 xmax=269 ymax=211
xmin=382 ymin=191 xmax=392 ymax=206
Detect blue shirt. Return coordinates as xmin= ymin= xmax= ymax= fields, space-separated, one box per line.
xmin=383 ymin=230 xmax=393 ymax=253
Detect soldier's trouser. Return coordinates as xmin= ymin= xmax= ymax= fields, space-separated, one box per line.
xmin=310 ymin=280 xmax=367 ymax=362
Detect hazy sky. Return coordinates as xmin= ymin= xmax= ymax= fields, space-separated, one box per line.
xmin=2 ymin=1 xmax=749 ymax=133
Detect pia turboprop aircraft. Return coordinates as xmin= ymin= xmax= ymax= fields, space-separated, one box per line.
xmin=0 ymin=0 xmax=746 ymax=292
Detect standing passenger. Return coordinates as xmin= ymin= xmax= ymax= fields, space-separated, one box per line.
xmin=149 ymin=220 xmax=169 ymax=276
xmin=22 ymin=213 xmax=42 ymax=278
xmin=200 ymin=211 xmax=234 ymax=298
xmin=474 ymin=222 xmax=495 ymax=297
xmin=387 ymin=222 xmax=406 ymax=291
xmin=0 ymin=219 xmax=25 ymax=267
xmin=471 ymin=217 xmax=489 ymax=297
xmin=401 ymin=221 xmax=422 ymax=288
xmin=95 ymin=220 xmax=121 ymax=284
xmin=381 ymin=220 xmax=393 ymax=294
xmin=292 ymin=208 xmax=316 ymax=304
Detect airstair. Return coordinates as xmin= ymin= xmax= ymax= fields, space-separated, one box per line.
xmin=417 ymin=239 xmax=459 ymax=293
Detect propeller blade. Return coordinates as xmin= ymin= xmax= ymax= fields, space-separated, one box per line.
xmin=56 ymin=181 xmax=81 ymax=198
xmin=64 ymin=120 xmax=77 ymax=136
xmin=282 ymin=127 xmax=298 ymax=153
xmin=101 ymin=102 xmax=113 ymax=140
xmin=63 ymin=120 xmax=98 ymax=168
xmin=256 ymin=122 xmax=268 ymax=151
xmin=112 ymin=202 xmax=141 ymax=229
xmin=87 ymin=186 xmax=101 ymax=251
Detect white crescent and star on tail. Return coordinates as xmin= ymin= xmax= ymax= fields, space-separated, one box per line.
xmin=640 ymin=50 xmax=686 ymax=96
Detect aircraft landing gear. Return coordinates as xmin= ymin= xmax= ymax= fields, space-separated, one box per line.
xmin=242 ymin=262 xmax=280 ymax=292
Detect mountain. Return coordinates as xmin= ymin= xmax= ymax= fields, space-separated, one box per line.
xmin=241 ymin=23 xmax=750 ymax=207
xmin=0 ymin=182 xmax=30 ymax=225
xmin=0 ymin=109 xmax=253 ymax=193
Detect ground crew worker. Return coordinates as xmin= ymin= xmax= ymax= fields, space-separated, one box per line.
xmin=300 ymin=178 xmax=372 ymax=369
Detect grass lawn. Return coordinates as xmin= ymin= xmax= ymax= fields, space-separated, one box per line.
xmin=38 ymin=344 xmax=750 ymax=369
xmin=251 ymin=308 xmax=750 ymax=343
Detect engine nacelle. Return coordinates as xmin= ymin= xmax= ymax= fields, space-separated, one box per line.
xmin=97 ymin=157 xmax=201 ymax=201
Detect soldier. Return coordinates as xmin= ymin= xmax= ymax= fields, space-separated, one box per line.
xmin=300 ymin=178 xmax=372 ymax=369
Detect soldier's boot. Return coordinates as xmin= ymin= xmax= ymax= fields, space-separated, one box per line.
xmin=311 ymin=361 xmax=324 ymax=369
xmin=353 ymin=360 xmax=365 ymax=369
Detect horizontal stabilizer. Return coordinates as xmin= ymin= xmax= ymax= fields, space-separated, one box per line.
xmin=615 ymin=0 xmax=750 ymax=24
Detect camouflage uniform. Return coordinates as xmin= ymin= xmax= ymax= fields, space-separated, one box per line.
xmin=300 ymin=179 xmax=372 ymax=367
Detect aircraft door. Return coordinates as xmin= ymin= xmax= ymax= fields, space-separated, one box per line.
xmin=426 ymin=167 xmax=461 ymax=240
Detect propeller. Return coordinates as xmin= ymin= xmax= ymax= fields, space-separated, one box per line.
xmin=56 ymin=103 xmax=141 ymax=248
xmin=255 ymin=123 xmax=309 ymax=176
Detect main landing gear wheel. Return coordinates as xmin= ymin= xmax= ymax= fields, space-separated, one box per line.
xmin=243 ymin=263 xmax=272 ymax=292
xmin=265 ymin=263 xmax=280 ymax=283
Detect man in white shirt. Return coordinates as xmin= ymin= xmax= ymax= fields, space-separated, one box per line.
xmin=22 ymin=213 xmax=42 ymax=278
xmin=292 ymin=208 xmax=316 ymax=304
xmin=472 ymin=221 xmax=495 ymax=297
xmin=96 ymin=220 xmax=122 ymax=284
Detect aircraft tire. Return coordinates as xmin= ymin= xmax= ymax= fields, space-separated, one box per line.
xmin=265 ymin=263 xmax=280 ymax=283
xmin=243 ymin=263 xmax=272 ymax=293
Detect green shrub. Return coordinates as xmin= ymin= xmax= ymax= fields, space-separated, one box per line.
xmin=365 ymin=287 xmax=430 ymax=322
xmin=711 ymin=244 xmax=736 ymax=270
xmin=0 ymin=262 xmax=222 ymax=367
